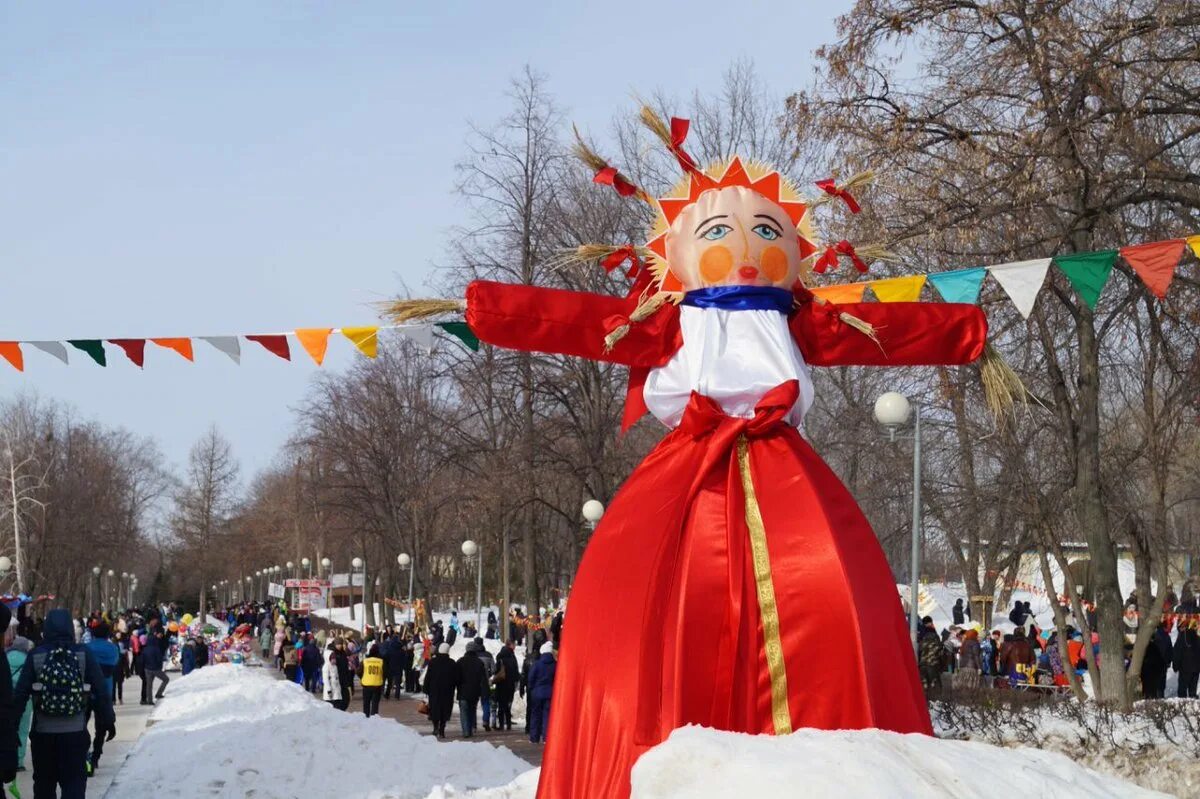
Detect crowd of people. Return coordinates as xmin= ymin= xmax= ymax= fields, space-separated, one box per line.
xmin=247 ymin=599 xmax=563 ymax=746
xmin=916 ymin=588 xmax=1200 ymax=699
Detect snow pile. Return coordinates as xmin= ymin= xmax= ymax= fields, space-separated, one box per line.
xmin=433 ymin=725 xmax=1164 ymax=799
xmin=933 ymin=698 xmax=1200 ymax=796
xmin=111 ymin=664 xmax=530 ymax=799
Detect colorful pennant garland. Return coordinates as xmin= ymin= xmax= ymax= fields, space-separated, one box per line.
xmin=0 ymin=324 xmax=459 ymax=372
xmin=811 ymin=236 xmax=1197 ymax=317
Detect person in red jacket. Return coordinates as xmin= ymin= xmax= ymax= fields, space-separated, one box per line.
xmin=389 ymin=124 xmax=987 ymax=799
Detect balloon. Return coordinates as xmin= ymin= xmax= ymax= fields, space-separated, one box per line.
xmin=181 ymin=613 xmax=194 ymax=626
xmin=167 ymin=621 xmax=179 ymax=632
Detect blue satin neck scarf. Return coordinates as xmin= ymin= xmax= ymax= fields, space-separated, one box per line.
xmin=681 ymin=285 xmax=794 ymax=314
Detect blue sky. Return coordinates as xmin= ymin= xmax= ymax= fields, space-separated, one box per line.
xmin=0 ymin=2 xmax=850 ymax=476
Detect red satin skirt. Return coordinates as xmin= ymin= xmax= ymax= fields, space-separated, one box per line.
xmin=536 ymin=381 xmax=931 ymax=799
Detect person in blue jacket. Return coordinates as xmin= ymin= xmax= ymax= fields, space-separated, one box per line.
xmin=526 ymin=641 xmax=557 ymax=744
xmin=180 ymin=638 xmax=197 ymax=676
xmin=139 ymin=621 xmax=170 ymax=705
xmin=84 ymin=622 xmax=120 ymax=774
xmin=13 ymin=608 xmax=115 ymax=796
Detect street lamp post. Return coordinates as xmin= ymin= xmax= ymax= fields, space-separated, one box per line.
xmin=398 ymin=553 xmax=413 ymax=623
xmin=351 ymin=557 xmax=364 ymax=634
xmin=90 ymin=566 xmax=100 ymax=611
xmin=106 ymin=569 xmax=114 ymax=611
xmin=302 ymin=557 xmax=312 ymax=580
xmin=461 ymin=540 xmax=482 ymax=635
xmin=580 ymin=500 xmax=605 ymax=591
xmin=874 ymin=391 xmax=922 ymax=658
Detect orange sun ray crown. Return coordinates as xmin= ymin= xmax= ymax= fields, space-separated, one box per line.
xmin=644 ymin=156 xmax=818 ymax=294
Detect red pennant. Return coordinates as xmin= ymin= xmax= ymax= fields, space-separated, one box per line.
xmin=815 ymin=178 xmax=862 ymax=214
xmin=109 ymin=339 xmax=146 ymax=368
xmin=593 ymin=167 xmax=638 ymax=198
xmin=246 ymin=335 xmax=291 ymax=361
xmin=1120 ymin=239 xmax=1186 ymax=299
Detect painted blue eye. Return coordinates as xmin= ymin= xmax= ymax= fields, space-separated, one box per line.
xmin=702 ymin=224 xmax=731 ymax=241
xmin=752 ymin=224 xmax=781 ymax=241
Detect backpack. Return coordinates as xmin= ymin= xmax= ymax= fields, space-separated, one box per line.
xmin=35 ymin=647 xmax=88 ymax=717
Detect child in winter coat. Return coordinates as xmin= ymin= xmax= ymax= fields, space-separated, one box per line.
xmin=322 ymin=644 xmax=345 ymax=710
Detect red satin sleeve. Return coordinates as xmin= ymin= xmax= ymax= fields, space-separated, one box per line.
xmin=790 ymin=298 xmax=987 ymax=366
xmin=464 ymin=280 xmax=680 ymax=368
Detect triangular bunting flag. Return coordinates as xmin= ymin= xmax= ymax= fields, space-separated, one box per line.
xmin=151 ymin=338 xmax=195 ymax=361
xmin=30 ymin=341 xmax=69 ymax=364
xmin=928 ymin=268 xmax=986 ymax=304
xmin=396 ymin=325 xmax=435 ymax=352
xmin=246 ymin=335 xmax=290 ymax=361
xmin=68 ymin=340 xmax=106 ymax=366
xmin=1120 ymin=239 xmax=1186 ymax=299
xmin=868 ymin=275 xmax=927 ymax=303
xmin=436 ymin=322 xmax=480 ymax=352
xmin=1188 ymin=235 xmax=1200 ymax=260
xmin=0 ymin=343 xmax=23 ymax=372
xmin=987 ymin=258 xmax=1052 ymax=319
xmin=342 ymin=327 xmax=379 ymax=359
xmin=201 ymin=336 xmax=241 ymax=364
xmin=295 ymin=328 xmax=333 ymax=365
xmin=109 ymin=339 xmax=146 ymax=368
xmin=810 ymin=283 xmax=867 ymax=304
xmin=1054 ymin=250 xmax=1117 ymax=309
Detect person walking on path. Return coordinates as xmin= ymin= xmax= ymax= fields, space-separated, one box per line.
xmin=13 ymin=608 xmax=115 ymax=797
xmin=527 ymin=641 xmax=557 ymax=744
xmin=6 ymin=632 xmax=33 ymax=772
xmin=359 ymin=644 xmax=384 ymax=718
xmin=139 ymin=622 xmax=169 ymax=705
xmin=455 ymin=642 xmax=489 ymax=738
xmin=83 ymin=623 xmax=120 ymax=774
xmin=322 ymin=643 xmax=345 ymax=711
xmin=493 ymin=640 xmax=520 ymax=732
xmin=473 ymin=637 xmax=496 ymax=731
xmin=300 ymin=639 xmax=322 ymax=694
xmin=0 ymin=606 xmax=25 ymax=785
xmin=423 ymin=643 xmax=456 ymax=739
xmin=1173 ymin=621 xmax=1200 ymax=698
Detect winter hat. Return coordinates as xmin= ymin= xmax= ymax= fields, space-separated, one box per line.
xmin=540 ymin=641 xmax=554 ymax=655
xmin=437 ymin=643 xmax=450 ymax=654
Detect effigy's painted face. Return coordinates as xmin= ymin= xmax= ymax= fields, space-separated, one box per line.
xmin=664 ymin=186 xmax=804 ymax=291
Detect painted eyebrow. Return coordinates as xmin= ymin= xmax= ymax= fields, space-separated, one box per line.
xmin=753 ymin=214 xmax=784 ymax=231
xmin=694 ymin=214 xmax=729 ymax=234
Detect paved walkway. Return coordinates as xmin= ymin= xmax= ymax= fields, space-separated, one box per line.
xmin=372 ymin=692 xmax=544 ymax=767
xmin=11 ymin=675 xmax=154 ymax=798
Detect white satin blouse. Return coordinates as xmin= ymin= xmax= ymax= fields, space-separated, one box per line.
xmin=643 ymin=305 xmax=815 ymax=429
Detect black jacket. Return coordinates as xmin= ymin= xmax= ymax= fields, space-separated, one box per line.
xmin=455 ymin=651 xmax=489 ymax=703
xmin=1141 ymin=627 xmax=1172 ymax=675
xmin=0 ymin=605 xmax=17 ymax=775
xmin=423 ymin=653 xmax=457 ymax=722
xmin=1174 ymin=628 xmax=1200 ymax=674
xmin=495 ymin=647 xmax=520 ymax=689
xmin=14 ymin=608 xmax=115 ymax=736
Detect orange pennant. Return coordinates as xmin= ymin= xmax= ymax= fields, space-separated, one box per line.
xmin=0 ymin=343 xmax=23 ymax=372
xmin=811 ymin=283 xmax=867 ymax=304
xmin=1120 ymin=239 xmax=1186 ymax=299
xmin=150 ymin=338 xmax=194 ymax=361
xmin=295 ymin=328 xmax=333 ymax=365
xmin=342 ymin=327 xmax=379 ymax=358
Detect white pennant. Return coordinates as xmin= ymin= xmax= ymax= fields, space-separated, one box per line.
xmin=987 ymin=258 xmax=1052 ymax=319
xmin=396 ymin=325 xmax=434 ymax=352
xmin=201 ymin=336 xmax=241 ymax=364
xmin=29 ymin=341 xmax=69 ymax=364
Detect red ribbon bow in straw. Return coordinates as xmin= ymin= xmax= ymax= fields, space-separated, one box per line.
xmin=593 ymin=166 xmax=639 ymax=197
xmin=669 ymin=117 xmax=700 ymax=174
xmin=815 ymin=178 xmax=862 ymax=214
xmin=813 ymin=240 xmax=870 ymax=274
xmin=601 ymin=246 xmax=642 ymax=279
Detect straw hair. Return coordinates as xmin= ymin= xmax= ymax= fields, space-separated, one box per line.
xmin=381 ymin=298 xmax=465 ymax=324
xmin=548 ymin=244 xmax=653 ymax=273
xmin=853 ymin=243 xmax=899 ymax=264
xmin=979 ymin=342 xmax=1030 ymax=419
xmin=638 ymin=105 xmax=675 ymax=151
xmin=810 ymin=170 xmax=876 ymax=207
xmin=837 ymin=311 xmax=881 ymax=347
xmin=571 ymin=125 xmax=610 ymax=173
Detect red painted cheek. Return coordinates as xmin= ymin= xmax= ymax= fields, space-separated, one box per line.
xmin=761 ymin=246 xmax=790 ymax=283
xmin=699 ymin=246 xmax=734 ymax=283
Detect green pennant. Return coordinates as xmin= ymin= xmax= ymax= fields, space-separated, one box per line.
xmin=435 ymin=322 xmax=480 ymax=352
xmin=67 ymin=339 xmax=107 ymax=366
xmin=1054 ymin=250 xmax=1117 ymax=309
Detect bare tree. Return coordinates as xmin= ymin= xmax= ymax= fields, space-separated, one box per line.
xmin=171 ymin=427 xmax=240 ymax=619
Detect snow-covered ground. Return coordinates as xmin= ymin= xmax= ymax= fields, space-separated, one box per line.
xmin=112 ymin=663 xmax=530 ymax=798
xmin=432 ymin=726 xmax=1166 ymax=799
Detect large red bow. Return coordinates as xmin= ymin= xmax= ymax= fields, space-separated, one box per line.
xmin=593 ymin=166 xmax=639 ymax=197
xmin=669 ymin=117 xmax=700 ymax=174
xmin=813 ymin=240 xmax=869 ymax=274
xmin=676 ymin=380 xmax=800 ymax=440
xmin=601 ymin=246 xmax=642 ymax=279
xmin=815 ymin=178 xmax=862 ymax=214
